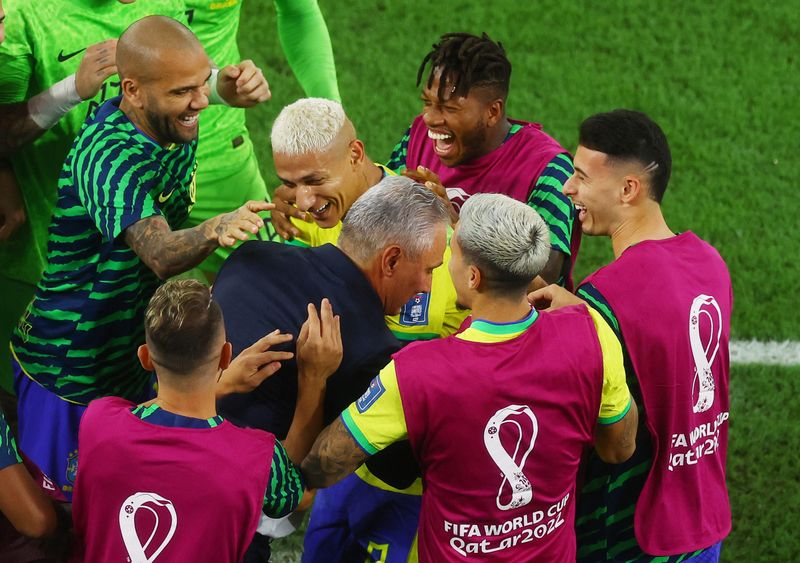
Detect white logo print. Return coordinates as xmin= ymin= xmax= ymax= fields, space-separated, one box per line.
xmin=119 ymin=492 xmax=177 ymax=563
xmin=689 ymin=294 xmax=722 ymax=413
xmin=483 ymin=405 xmax=538 ymax=511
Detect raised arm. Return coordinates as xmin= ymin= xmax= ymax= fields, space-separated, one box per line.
xmin=124 ymin=200 xmax=272 ymax=279
xmin=282 ymin=299 xmax=343 ymax=464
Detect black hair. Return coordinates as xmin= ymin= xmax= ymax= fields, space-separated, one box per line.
xmin=416 ymin=32 xmax=511 ymax=102
xmin=578 ymin=109 xmax=672 ymax=202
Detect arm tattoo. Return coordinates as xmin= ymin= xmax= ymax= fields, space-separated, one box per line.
xmin=301 ymin=418 xmax=369 ymax=490
xmin=0 ymin=103 xmax=46 ymax=157
xmin=124 ymin=216 xmax=216 ymax=279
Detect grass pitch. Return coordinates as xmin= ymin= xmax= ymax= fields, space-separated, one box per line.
xmin=236 ymin=1 xmax=798 ymax=560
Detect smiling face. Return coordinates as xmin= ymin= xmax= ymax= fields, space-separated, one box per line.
xmin=563 ymin=145 xmax=626 ymax=237
xmin=273 ymin=124 xmax=368 ymax=228
xmin=420 ymin=69 xmax=499 ymax=167
xmin=133 ymin=46 xmax=211 ymax=146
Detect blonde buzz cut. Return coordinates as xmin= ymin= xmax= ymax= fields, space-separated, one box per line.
xmin=270 ymin=97 xmax=346 ymax=156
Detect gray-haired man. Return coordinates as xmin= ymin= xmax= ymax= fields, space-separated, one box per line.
xmin=302 ymin=193 xmax=638 ymax=562
xmin=212 ymin=175 xmax=449 ymax=561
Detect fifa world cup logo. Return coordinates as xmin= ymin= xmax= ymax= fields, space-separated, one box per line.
xmin=689 ymin=294 xmax=723 ymax=413
xmin=483 ymin=405 xmax=538 ymax=511
xmin=119 ymin=492 xmax=178 ymax=563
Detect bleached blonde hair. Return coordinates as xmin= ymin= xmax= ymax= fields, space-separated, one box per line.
xmin=270 ymin=98 xmax=347 ymax=156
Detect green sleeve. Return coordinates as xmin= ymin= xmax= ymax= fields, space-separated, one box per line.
xmin=386 ymin=126 xmax=411 ymax=172
xmin=262 ymin=440 xmax=305 ymax=519
xmin=527 ymin=153 xmax=575 ymax=256
xmin=273 ymin=0 xmax=341 ymax=101
xmin=0 ymin=409 xmax=22 ymax=470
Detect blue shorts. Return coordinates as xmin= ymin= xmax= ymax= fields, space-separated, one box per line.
xmin=303 ymin=473 xmax=421 ymax=563
xmin=684 ymin=541 xmax=723 ymax=562
xmin=13 ymin=363 xmax=85 ymax=502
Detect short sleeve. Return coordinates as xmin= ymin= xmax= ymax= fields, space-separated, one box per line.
xmin=340 ymin=363 xmax=408 ymax=455
xmin=585 ymin=307 xmax=632 ymax=425
xmin=74 ymin=137 xmax=163 ymax=241
xmin=262 ymin=440 xmax=305 ymax=518
xmin=527 ymin=153 xmax=575 ymax=256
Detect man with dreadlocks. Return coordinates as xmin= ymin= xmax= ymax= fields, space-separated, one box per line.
xmin=388 ymin=32 xmax=578 ymax=290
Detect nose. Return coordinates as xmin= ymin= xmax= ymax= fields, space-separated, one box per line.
xmin=422 ymin=104 xmax=444 ymax=128
xmin=191 ymin=85 xmax=210 ymax=111
xmin=563 ymin=174 xmax=577 ymax=196
xmin=295 ymin=185 xmax=316 ymax=212
xmin=419 ymin=272 xmax=434 ymax=294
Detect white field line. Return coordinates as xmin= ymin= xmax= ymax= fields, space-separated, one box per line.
xmin=730 ymin=340 xmax=800 ymax=366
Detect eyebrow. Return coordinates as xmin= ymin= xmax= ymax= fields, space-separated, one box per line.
xmin=278 ymin=173 xmax=326 ymax=185
xmin=168 ymin=72 xmax=213 ymax=95
xmin=574 ymin=165 xmax=589 ymax=177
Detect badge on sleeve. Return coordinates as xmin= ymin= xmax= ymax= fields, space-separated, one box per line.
xmin=356 ymin=377 xmax=386 ymax=413
xmin=400 ymin=292 xmax=430 ymax=326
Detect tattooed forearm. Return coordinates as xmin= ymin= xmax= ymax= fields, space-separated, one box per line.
xmin=301 ymin=418 xmax=369 ymax=490
xmin=595 ymin=399 xmax=639 ymax=464
xmin=124 ymin=216 xmax=217 ymax=279
xmin=0 ymin=103 xmax=47 ymax=157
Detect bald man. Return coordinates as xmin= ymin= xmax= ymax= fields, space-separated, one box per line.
xmin=9 ymin=15 xmax=272 ymax=501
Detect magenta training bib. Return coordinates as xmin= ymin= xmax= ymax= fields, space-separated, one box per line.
xmin=582 ymin=232 xmax=732 ymax=554
xmin=396 ymin=306 xmax=604 ymax=562
xmin=71 ymin=397 xmax=275 ymax=563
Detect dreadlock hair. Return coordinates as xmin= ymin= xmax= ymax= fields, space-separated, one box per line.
xmin=417 ymin=32 xmax=512 ymax=102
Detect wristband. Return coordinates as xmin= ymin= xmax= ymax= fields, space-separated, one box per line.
xmin=208 ymin=68 xmax=230 ymax=106
xmin=27 ymin=74 xmax=82 ymax=130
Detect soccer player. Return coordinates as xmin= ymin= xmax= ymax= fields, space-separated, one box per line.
xmin=213 ymin=176 xmax=450 ymax=562
xmin=269 ymin=97 xmax=467 ymax=343
xmin=8 ymin=15 xmax=271 ymax=502
xmin=386 ymin=32 xmax=578 ymax=289
xmin=70 ymin=279 xmax=343 ymax=563
xmin=530 ymin=110 xmax=732 ymax=562
xmin=184 ymin=0 xmax=341 ymax=277
xmin=302 ymin=193 xmax=638 ymax=562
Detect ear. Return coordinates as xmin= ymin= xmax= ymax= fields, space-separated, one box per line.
xmin=621 ymin=174 xmax=643 ymax=204
xmin=137 ymin=344 xmax=154 ymax=371
xmin=349 ymin=139 xmax=366 ymax=168
xmin=468 ymin=264 xmax=483 ymax=291
xmin=218 ymin=341 xmax=233 ymax=370
xmin=380 ymin=245 xmax=403 ymax=277
xmin=485 ymin=98 xmax=505 ymax=128
xmin=121 ymin=77 xmax=144 ymax=109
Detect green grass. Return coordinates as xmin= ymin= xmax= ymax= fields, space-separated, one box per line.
xmin=234 ymin=1 xmax=798 ymax=560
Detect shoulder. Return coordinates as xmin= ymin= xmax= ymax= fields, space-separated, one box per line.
xmin=512 ymin=119 xmax=567 ymax=152
xmin=83 ymin=397 xmax=134 ymax=424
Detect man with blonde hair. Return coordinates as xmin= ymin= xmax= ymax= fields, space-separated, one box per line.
xmin=303 ymin=193 xmax=638 ymax=562
xmin=269 ymin=97 xmax=467 ymax=344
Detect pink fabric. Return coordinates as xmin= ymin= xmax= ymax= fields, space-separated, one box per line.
xmin=71 ymin=397 xmax=274 ymax=563
xmin=582 ymin=232 xmax=732 ymax=554
xmin=406 ymin=115 xmax=579 ymax=289
xmin=397 ymin=306 xmax=604 ymax=562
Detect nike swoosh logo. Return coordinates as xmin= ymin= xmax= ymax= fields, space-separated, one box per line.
xmin=57 ymin=48 xmax=86 ymax=63
xmin=157 ymin=191 xmax=174 ymax=204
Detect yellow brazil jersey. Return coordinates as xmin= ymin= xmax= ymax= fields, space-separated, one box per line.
xmin=341 ymin=307 xmax=633 ymax=458
xmin=287 ymin=164 xmax=468 ymax=341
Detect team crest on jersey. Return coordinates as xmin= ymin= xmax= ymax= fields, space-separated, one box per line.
xmin=399 ymin=292 xmax=430 ymax=326
xmin=65 ymin=449 xmax=79 ymax=485
xmin=356 ymin=377 xmax=386 ymax=413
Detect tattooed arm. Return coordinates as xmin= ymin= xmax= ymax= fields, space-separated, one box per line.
xmin=595 ymin=400 xmax=638 ymax=464
xmin=301 ymin=417 xmax=369 ymax=490
xmin=124 ymin=200 xmax=273 ymax=279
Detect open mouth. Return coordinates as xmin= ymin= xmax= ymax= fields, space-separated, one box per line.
xmin=177 ymin=114 xmax=198 ymax=128
xmin=573 ymin=202 xmax=587 ymax=222
xmin=427 ymin=129 xmax=456 ymax=157
xmin=309 ymin=201 xmax=331 ymax=219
